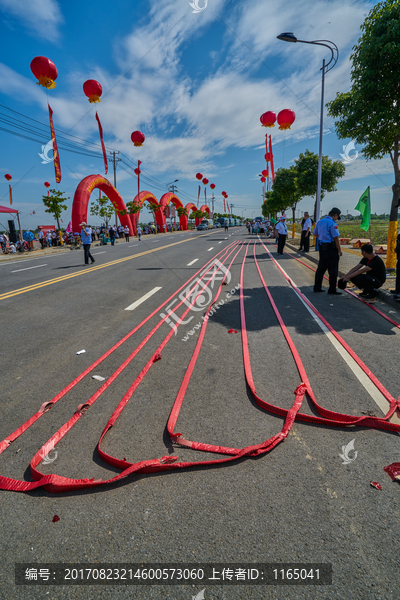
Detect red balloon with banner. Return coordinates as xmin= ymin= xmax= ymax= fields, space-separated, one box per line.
xmin=44 ymin=182 xmax=50 ymax=187
xmin=202 ymin=178 xmax=209 ymax=185
xmin=260 ymin=111 xmax=276 ymax=127
xmin=196 ymin=173 xmax=203 ymax=180
xmin=260 ymin=177 xmax=266 ymax=183
xmin=131 ymin=131 xmax=145 ymax=147
xmin=30 ymin=56 xmax=58 ymax=89
xmin=83 ymin=79 xmax=103 ymax=104
xmin=5 ymin=174 xmax=12 ymax=181
xmin=210 ymin=183 xmax=215 ymax=190
xmin=277 ymin=109 xmax=296 ymax=130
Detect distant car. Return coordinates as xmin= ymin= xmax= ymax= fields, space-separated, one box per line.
xmin=213 ymin=222 xmax=221 ymax=228
xmin=197 ymin=224 xmax=208 ymax=231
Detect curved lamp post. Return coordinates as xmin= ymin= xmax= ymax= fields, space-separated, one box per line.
xmin=277 ymin=33 xmax=338 ymax=239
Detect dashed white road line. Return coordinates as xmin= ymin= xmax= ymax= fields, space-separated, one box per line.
xmin=128 ymin=244 xmax=138 ymax=247
xmin=207 ymin=247 xmax=214 ymax=252
xmin=11 ymin=264 xmax=47 ymax=273
xmin=125 ymin=287 xmax=162 ymax=311
xmin=92 ymin=252 xmax=106 ymax=255
xmin=187 ymin=259 xmax=199 ymax=266
xmin=218 ymin=242 xmax=222 ymax=244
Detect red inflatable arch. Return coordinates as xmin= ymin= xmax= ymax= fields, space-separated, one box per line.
xmin=130 ymin=191 xmax=161 ymax=234
xmin=71 ymin=174 xmax=133 ymax=234
xmin=184 ymin=202 xmax=198 ymax=229
xmin=200 ymin=205 xmax=211 ymax=217
xmin=159 ymin=192 xmax=185 ymax=231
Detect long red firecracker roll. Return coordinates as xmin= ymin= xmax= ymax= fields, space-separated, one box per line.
xmin=48 ymin=104 xmax=61 ymax=183
xmin=95 ymin=113 xmax=108 ymax=175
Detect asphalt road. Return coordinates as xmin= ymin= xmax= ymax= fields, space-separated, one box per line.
xmin=1 ymin=227 xmax=400 ymax=600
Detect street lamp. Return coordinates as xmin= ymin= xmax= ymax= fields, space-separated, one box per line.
xmin=277 ymin=32 xmax=338 ymax=232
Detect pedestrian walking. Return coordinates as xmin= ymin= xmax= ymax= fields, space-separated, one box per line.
xmin=275 ymin=216 xmax=288 ymax=255
xmin=300 ymin=212 xmax=312 ymax=253
xmin=313 ymin=207 xmax=342 ymax=295
xmin=137 ymin=226 xmax=142 ymax=241
xmin=80 ymin=222 xmax=95 ymax=265
xmin=124 ymin=225 xmax=130 ymax=242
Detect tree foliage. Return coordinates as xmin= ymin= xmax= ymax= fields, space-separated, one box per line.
xmin=90 ymin=195 xmax=117 ymax=228
xmin=326 ymin=0 xmax=400 ymax=222
xmin=42 ymin=189 xmax=69 ymax=230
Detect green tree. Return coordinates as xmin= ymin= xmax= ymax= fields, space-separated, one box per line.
xmin=262 ymin=190 xmax=286 ymax=219
xmin=294 ymin=150 xmax=345 ymax=221
xmin=42 ymin=189 xmax=69 ymax=235
xmin=326 ymin=0 xmax=400 ymax=267
xmin=272 ymin=166 xmax=302 ymax=228
xmin=90 ymin=195 xmax=117 ymax=229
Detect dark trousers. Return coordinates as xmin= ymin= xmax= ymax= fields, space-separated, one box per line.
xmin=300 ymin=231 xmax=310 ymax=252
xmin=396 ymin=255 xmax=400 ymax=293
xmin=83 ymin=244 xmax=94 ymax=264
xmin=277 ymin=234 xmax=287 ymax=254
xmin=125 ymin=234 xmax=129 ymax=242
xmin=350 ymin=274 xmax=382 ymax=294
xmin=314 ymin=244 xmax=339 ymax=292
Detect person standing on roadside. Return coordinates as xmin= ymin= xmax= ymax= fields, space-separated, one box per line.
xmin=80 ymin=221 xmax=95 ymax=265
xmin=109 ymin=226 xmax=116 ymax=246
xmin=137 ymin=226 xmax=142 ymax=241
xmin=275 ymin=216 xmax=288 ymax=255
xmin=300 ymin=212 xmax=312 ymax=253
xmin=313 ymin=207 xmax=342 ymax=295
xmin=124 ymin=225 xmax=130 ymax=242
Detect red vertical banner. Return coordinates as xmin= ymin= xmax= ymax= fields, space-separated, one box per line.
xmin=266 ymin=161 xmax=269 ymax=192
xmin=197 ymin=185 xmax=201 ymax=207
xmin=204 ymin=187 xmax=207 ymax=204
xmin=48 ymin=104 xmax=61 ymax=183
xmin=95 ymin=112 xmax=108 ymax=175
xmin=9 ymin=184 xmax=12 ymax=205
xmin=269 ymin=135 xmax=275 ymax=183
xmin=138 ymin=160 xmax=141 ymax=197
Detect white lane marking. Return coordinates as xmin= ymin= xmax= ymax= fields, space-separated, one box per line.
xmin=11 ymin=264 xmax=47 ymax=273
xmin=187 ymin=259 xmax=199 ymax=266
xmin=128 ymin=244 xmax=138 ymax=247
xmin=207 ymin=247 xmax=214 ymax=252
xmin=125 ymin=287 xmax=162 ymax=311
xmin=218 ymin=242 xmax=222 ymax=244
xmin=168 ymin=236 xmax=174 ymax=239
xmin=92 ymin=252 xmax=106 ymax=255
xmin=269 ymin=251 xmax=393 ymax=417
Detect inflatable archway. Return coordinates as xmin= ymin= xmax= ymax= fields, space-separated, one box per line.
xmin=131 ymin=191 xmax=161 ymax=234
xmin=159 ymin=193 xmax=184 ymax=231
xmin=71 ymin=174 xmax=133 ymax=235
xmin=184 ymin=202 xmax=198 ymax=229
xmin=200 ymin=205 xmax=210 ymax=217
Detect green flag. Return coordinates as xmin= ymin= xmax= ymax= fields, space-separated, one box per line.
xmin=355 ymin=187 xmax=370 ymax=232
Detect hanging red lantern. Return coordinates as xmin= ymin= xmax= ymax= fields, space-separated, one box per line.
xmin=260 ymin=111 xmax=276 ymax=128
xmin=131 ymin=131 xmax=145 ymax=147
xmin=30 ymin=56 xmax=58 ymax=89
xmin=83 ymin=79 xmax=103 ymax=103
xmin=262 ymin=169 xmax=268 ymax=177
xmin=277 ymin=109 xmax=296 ymax=130
xmin=210 ymin=183 xmax=215 ymax=190
xmin=134 ymin=168 xmax=141 ymax=175
xmin=44 ymin=181 xmax=51 ymax=188
xmin=196 ymin=173 xmax=203 ymax=180
xmin=202 ymin=178 xmax=209 ymax=185
xmin=5 ymin=174 xmax=12 ymax=181
xmin=260 ymin=177 xmax=266 ymax=183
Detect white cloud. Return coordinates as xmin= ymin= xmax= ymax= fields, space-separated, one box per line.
xmin=0 ymin=0 xmax=64 ymax=41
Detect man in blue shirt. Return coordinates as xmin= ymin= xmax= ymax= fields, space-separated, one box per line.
xmin=80 ymin=222 xmax=95 ymax=265
xmin=313 ymin=207 xmax=343 ymax=295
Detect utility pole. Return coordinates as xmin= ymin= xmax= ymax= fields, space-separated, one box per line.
xmin=110 ymin=151 xmax=121 ymax=226
xmin=211 ymin=194 xmax=215 ymax=219
xmin=169 ymin=184 xmax=178 ymax=229
xmin=230 ymin=203 xmax=234 ymax=217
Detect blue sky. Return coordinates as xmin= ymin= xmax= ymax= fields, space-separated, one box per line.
xmin=0 ymin=0 xmax=395 ymax=229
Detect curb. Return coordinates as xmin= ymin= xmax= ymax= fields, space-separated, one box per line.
xmin=284 ymin=242 xmax=399 ymax=311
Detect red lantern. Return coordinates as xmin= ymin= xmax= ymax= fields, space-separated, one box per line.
xmin=265 ymin=152 xmax=270 ymax=161
xmin=134 ymin=168 xmax=141 ymax=175
xmin=5 ymin=174 xmax=12 ymax=181
xmin=260 ymin=177 xmax=266 ymax=183
xmin=202 ymin=178 xmax=209 ymax=185
xmin=277 ymin=109 xmax=296 ymax=130
xmin=44 ymin=181 xmax=50 ymax=188
xmin=196 ymin=173 xmax=203 ymax=180
xmin=210 ymin=183 xmax=215 ymax=190
xmin=262 ymin=169 xmax=268 ymax=177
xmin=30 ymin=56 xmax=58 ymax=89
xmin=260 ymin=111 xmax=276 ymax=128
xmin=131 ymin=131 xmax=145 ymax=147
xmin=83 ymin=79 xmax=102 ymax=104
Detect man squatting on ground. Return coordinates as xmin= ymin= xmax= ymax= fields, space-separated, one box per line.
xmin=339 ymin=243 xmax=386 ymax=302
